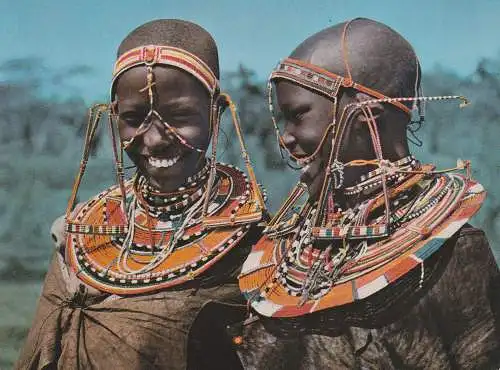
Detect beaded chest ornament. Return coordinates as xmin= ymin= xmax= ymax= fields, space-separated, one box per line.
xmin=65 ymin=45 xmax=266 ymax=295
xmin=239 ymin=19 xmax=484 ymax=317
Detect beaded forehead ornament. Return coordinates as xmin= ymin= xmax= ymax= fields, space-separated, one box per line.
xmin=238 ymin=20 xmax=483 ymax=318
xmin=265 ymin=18 xmax=468 ymax=240
xmin=63 ymin=43 xmax=266 ymax=294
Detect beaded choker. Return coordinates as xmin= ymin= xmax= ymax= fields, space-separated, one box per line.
xmin=343 ymin=155 xmax=418 ymax=196
xmin=265 ymin=19 xmax=469 ymax=243
xmin=136 ymin=160 xmax=211 ymax=212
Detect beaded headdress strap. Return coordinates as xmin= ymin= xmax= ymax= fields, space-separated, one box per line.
xmin=271 ymin=58 xmax=411 ymax=115
xmin=265 ymin=19 xmax=469 ymax=241
xmin=267 ymin=19 xmax=414 ymax=167
xmin=111 ymin=45 xmax=219 ymax=98
xmin=66 ymin=44 xmax=266 ymax=230
xmin=267 ymin=56 xmax=412 ymax=166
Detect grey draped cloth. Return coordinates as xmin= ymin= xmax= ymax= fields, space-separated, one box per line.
xmin=16 ymin=217 xmax=252 ymax=370
xmin=236 ymin=226 xmax=500 ymax=369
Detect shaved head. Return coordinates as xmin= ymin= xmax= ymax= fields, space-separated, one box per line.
xmin=291 ymin=18 xmax=420 ymax=104
xmin=273 ymin=18 xmax=419 ymax=196
xmin=117 ymin=19 xmax=220 ymax=78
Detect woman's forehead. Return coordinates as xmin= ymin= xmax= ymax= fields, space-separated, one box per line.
xmin=115 ymin=65 xmax=208 ymax=101
xmin=275 ymin=80 xmax=323 ymax=107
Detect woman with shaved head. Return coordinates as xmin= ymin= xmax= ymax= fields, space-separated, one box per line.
xmin=238 ymin=18 xmax=500 ymax=369
xmin=16 ymin=19 xmax=266 ymax=369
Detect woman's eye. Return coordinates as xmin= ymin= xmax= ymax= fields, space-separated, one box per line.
xmin=120 ymin=113 xmax=145 ymax=127
xmin=294 ymin=112 xmax=305 ymax=120
xmin=170 ymin=110 xmax=199 ymax=120
xmin=286 ymin=110 xmax=307 ymax=123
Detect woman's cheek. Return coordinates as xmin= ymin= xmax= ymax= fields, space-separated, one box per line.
xmin=118 ymin=123 xmax=140 ymax=143
xmin=177 ymin=123 xmax=210 ymax=146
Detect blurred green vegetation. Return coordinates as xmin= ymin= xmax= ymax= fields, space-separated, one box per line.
xmin=0 ymin=58 xmax=498 ymax=367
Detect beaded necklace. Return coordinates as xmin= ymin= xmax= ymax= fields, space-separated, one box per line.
xmin=65 ymin=43 xmax=266 ymax=295
xmin=239 ymin=161 xmax=485 ymax=317
xmin=135 ymin=162 xmax=214 ymax=217
xmin=67 ymin=162 xmax=261 ymax=295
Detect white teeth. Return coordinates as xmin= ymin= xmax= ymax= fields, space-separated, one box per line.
xmin=148 ymin=155 xmax=180 ymax=168
xmin=297 ymin=158 xmax=311 ymax=167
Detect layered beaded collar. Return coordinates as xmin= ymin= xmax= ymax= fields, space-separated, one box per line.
xmin=136 ymin=160 xmax=211 ymax=213
xmin=239 ymin=161 xmax=485 ymax=317
xmin=66 ymin=162 xmax=262 ymax=295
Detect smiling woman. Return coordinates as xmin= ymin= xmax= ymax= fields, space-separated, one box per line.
xmin=114 ymin=64 xmax=212 ymax=192
xmin=15 ymin=19 xmax=266 ymax=370
xmin=237 ymin=18 xmax=500 ymax=369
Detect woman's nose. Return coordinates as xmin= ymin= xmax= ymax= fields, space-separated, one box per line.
xmin=141 ymin=117 xmax=171 ymax=149
xmin=281 ymin=124 xmax=297 ymax=150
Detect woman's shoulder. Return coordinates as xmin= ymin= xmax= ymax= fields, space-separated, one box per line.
xmin=448 ymin=224 xmax=497 ymax=274
xmin=425 ymin=223 xmax=499 ymax=316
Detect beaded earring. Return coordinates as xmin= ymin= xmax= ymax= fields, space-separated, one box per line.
xmin=263 ymin=19 xmax=470 ymax=243
xmin=202 ymin=92 xmax=266 ymax=228
xmin=66 ymin=45 xmax=266 ymax=233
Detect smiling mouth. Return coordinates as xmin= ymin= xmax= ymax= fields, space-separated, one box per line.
xmin=300 ymin=163 xmax=311 ymax=173
xmin=299 ymin=163 xmax=313 ymax=184
xmin=294 ymin=153 xmax=317 ymax=167
xmin=147 ymin=155 xmax=181 ymax=168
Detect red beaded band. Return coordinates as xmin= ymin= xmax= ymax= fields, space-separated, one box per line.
xmin=271 ymin=58 xmax=411 ymax=115
xmin=111 ymin=45 xmax=219 ymax=97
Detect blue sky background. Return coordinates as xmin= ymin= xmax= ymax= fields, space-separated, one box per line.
xmin=1 ymin=0 xmax=498 ymax=101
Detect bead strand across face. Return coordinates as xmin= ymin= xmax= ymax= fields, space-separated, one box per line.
xmin=113 ymin=64 xmax=211 ymax=193
xmin=265 ymin=19 xmax=470 ymax=241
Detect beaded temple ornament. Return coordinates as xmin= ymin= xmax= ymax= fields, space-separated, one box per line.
xmin=238 ymin=19 xmax=485 ymax=317
xmin=65 ymin=45 xmax=266 ymax=295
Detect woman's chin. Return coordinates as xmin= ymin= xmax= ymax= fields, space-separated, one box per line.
xmin=140 ymin=165 xmax=184 ymax=190
xmin=135 ymin=153 xmax=205 ymax=191
xmin=299 ymin=162 xmax=325 ymax=201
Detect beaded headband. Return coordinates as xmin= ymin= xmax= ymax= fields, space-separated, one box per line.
xmin=265 ymin=18 xmax=469 ymax=241
xmin=66 ymin=42 xmax=266 ymax=229
xmin=270 ymin=58 xmax=411 ymax=115
xmin=111 ymin=45 xmax=219 ymax=98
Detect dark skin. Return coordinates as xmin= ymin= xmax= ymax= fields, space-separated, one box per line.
xmin=276 ymin=82 xmax=402 ymax=202
xmin=276 ymin=29 xmax=412 ymax=205
xmin=114 ymin=65 xmax=212 ymax=192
